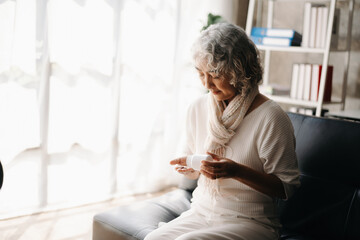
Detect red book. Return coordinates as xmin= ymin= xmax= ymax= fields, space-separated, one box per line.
xmin=316 ymin=65 xmax=333 ymax=102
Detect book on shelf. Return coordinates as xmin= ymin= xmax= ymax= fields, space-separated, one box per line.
xmin=296 ymin=64 xmax=306 ymax=100
xmin=290 ymin=64 xmax=299 ymax=99
xmin=315 ymin=6 xmax=323 ymax=48
xmin=315 ymin=6 xmax=329 ymax=48
xmin=318 ymin=65 xmax=333 ymax=102
xmin=308 ymin=64 xmax=333 ymax=102
xmin=308 ymin=6 xmax=317 ymax=47
xmin=303 ymin=64 xmax=312 ymax=100
xmin=302 ymin=3 xmax=312 ymax=47
xmin=251 ymin=36 xmax=301 ymax=47
xmin=310 ymin=65 xmax=320 ymax=101
xmin=319 ymin=6 xmax=329 ymax=48
xmin=250 ymin=27 xmax=302 ymax=47
xmin=290 ymin=63 xmax=333 ymax=102
xmin=302 ymin=3 xmax=328 ymax=48
xmin=251 ymin=27 xmax=302 ymax=40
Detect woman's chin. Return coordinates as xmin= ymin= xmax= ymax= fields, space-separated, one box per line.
xmin=212 ymin=93 xmax=236 ymax=103
xmin=213 ymin=95 xmax=225 ymax=101
xmin=211 ymin=92 xmax=224 ymax=100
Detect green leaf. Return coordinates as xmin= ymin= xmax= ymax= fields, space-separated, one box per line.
xmin=201 ymin=13 xmax=226 ymax=31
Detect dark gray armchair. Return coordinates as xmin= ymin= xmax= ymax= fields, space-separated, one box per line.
xmin=93 ymin=113 xmax=360 ymax=240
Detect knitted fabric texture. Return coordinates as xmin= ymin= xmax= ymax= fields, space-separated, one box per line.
xmin=205 ymin=87 xmax=259 ymax=157
xmin=204 ymin=86 xmax=259 ymax=198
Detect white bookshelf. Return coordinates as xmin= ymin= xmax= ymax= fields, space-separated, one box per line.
xmin=264 ymin=95 xmax=343 ymax=107
xmin=246 ymin=0 xmax=354 ymax=116
xmin=257 ymin=45 xmax=327 ymax=54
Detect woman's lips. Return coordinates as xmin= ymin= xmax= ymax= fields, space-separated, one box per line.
xmin=212 ymin=90 xmax=221 ymax=95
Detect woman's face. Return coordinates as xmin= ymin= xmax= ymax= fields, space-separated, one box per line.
xmin=196 ymin=61 xmax=237 ymax=102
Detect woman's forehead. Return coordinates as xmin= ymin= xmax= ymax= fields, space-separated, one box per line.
xmin=195 ymin=66 xmax=218 ymax=74
xmin=195 ymin=59 xmax=217 ymax=73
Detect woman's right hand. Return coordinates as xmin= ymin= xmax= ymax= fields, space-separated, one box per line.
xmin=170 ymin=156 xmax=200 ymax=180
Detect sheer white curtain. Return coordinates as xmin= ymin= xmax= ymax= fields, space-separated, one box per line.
xmin=0 ymin=0 xmax=241 ymax=219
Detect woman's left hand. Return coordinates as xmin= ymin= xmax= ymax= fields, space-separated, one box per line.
xmin=200 ymin=152 xmax=241 ymax=179
xmin=202 ymin=152 xmax=286 ymax=199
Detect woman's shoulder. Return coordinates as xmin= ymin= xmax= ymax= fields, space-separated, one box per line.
xmin=262 ymin=99 xmax=286 ymax=115
xmin=264 ymin=100 xmax=294 ymax=130
xmin=251 ymin=99 xmax=292 ymax=127
xmin=253 ymin=98 xmax=286 ymax=116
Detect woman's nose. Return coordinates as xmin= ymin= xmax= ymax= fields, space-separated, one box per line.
xmin=204 ymin=74 xmax=213 ymax=89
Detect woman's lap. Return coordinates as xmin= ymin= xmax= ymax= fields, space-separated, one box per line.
xmin=144 ymin=209 xmax=278 ymax=240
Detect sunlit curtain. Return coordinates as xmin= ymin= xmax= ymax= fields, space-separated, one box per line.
xmin=0 ymin=0 xmax=241 ymax=219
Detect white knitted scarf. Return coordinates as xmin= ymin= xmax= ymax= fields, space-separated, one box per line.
xmin=205 ymin=86 xmax=259 ymax=157
xmin=203 ymin=86 xmax=259 ymax=200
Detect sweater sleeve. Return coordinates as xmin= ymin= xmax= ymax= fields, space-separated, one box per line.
xmin=258 ymin=109 xmax=300 ymax=200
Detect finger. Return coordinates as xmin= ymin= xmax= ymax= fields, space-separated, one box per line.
xmin=206 ymin=152 xmax=232 ymax=162
xmin=206 ymin=152 xmax=221 ymax=160
xmin=201 ymin=159 xmax=226 ymax=167
xmin=177 ymin=168 xmax=195 ymax=173
xmin=170 ymin=157 xmax=186 ymax=166
xmin=175 ymin=165 xmax=191 ymax=171
xmin=176 ymin=166 xmax=195 ymax=175
xmin=175 ymin=165 xmax=187 ymax=170
xmin=201 ymin=165 xmax=223 ymax=174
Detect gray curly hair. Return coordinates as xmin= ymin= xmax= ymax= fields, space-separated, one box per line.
xmin=192 ymin=22 xmax=263 ymax=94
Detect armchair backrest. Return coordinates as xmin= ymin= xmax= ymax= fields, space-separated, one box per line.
xmin=280 ymin=113 xmax=360 ymax=240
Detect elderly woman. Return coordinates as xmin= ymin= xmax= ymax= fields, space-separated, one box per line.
xmin=145 ymin=23 xmax=300 ymax=240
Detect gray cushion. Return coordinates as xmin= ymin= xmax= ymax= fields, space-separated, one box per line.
xmin=177 ymin=176 xmax=198 ymax=192
xmin=93 ymin=189 xmax=192 ymax=240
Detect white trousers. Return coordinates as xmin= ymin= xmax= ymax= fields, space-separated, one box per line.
xmin=144 ymin=209 xmax=279 ymax=240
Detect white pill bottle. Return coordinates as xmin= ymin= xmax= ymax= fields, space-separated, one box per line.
xmin=186 ymin=154 xmax=213 ymax=171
